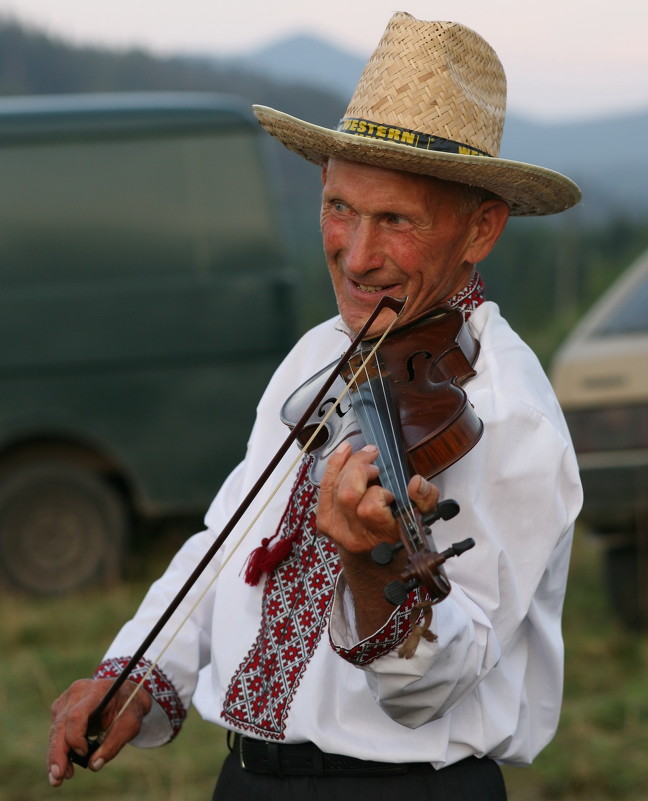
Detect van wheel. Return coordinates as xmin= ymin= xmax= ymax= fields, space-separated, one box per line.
xmin=0 ymin=461 xmax=127 ymax=595
xmin=603 ymin=543 xmax=648 ymax=629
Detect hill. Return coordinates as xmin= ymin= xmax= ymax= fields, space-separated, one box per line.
xmin=227 ymin=33 xmax=366 ymax=100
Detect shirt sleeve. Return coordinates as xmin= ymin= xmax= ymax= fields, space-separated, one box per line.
xmin=92 ymin=657 xmax=185 ymax=747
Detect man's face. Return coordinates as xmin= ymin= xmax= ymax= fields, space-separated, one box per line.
xmin=320 ymin=159 xmax=484 ymax=337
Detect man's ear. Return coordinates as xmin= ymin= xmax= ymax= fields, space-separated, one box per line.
xmin=465 ymin=199 xmax=510 ymax=264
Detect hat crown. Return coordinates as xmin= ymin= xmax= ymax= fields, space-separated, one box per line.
xmin=345 ymin=13 xmax=506 ymax=157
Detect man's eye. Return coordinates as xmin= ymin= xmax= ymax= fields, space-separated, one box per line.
xmin=332 ymin=201 xmax=348 ymax=213
xmin=386 ymin=213 xmax=407 ymax=225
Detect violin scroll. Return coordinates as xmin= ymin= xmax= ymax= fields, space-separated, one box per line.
xmin=384 ymin=536 xmax=475 ymax=607
xmin=371 ymin=497 xmax=471 ymax=607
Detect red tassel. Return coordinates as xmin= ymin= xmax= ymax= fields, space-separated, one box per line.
xmin=244 ymin=536 xmax=294 ymax=586
xmin=243 ymin=457 xmax=312 ymax=586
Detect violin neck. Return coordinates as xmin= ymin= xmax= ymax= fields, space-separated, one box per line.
xmin=345 ymin=359 xmax=423 ymax=528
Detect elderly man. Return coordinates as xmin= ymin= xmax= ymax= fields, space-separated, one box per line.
xmin=48 ymin=13 xmax=582 ymax=800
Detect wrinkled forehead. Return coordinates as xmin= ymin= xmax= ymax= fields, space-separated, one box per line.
xmin=321 ymin=157 xmax=486 ymax=213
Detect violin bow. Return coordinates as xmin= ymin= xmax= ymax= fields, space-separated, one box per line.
xmin=70 ymin=295 xmax=407 ymax=768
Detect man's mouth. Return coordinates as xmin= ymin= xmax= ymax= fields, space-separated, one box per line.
xmin=355 ymin=282 xmax=396 ymax=293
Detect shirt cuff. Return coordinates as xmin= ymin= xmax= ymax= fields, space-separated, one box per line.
xmin=328 ymin=573 xmax=425 ymax=665
xmin=93 ymin=656 xmax=187 ymax=743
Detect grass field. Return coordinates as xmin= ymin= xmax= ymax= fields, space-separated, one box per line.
xmin=1 ymin=525 xmax=647 ymax=801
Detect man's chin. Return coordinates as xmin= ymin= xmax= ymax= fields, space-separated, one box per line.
xmin=340 ymin=307 xmax=401 ymax=341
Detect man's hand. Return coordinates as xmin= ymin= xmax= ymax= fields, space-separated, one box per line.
xmin=47 ymin=678 xmax=152 ymax=787
xmin=317 ymin=441 xmax=439 ymax=552
xmin=316 ymin=441 xmax=440 ymax=637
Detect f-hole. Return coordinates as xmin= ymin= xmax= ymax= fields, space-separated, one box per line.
xmin=406 ymin=350 xmax=433 ymax=382
xmin=318 ymin=396 xmax=351 ymax=419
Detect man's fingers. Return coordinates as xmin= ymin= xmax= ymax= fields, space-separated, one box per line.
xmin=320 ymin=442 xmax=378 ymax=489
xmin=88 ymin=704 xmax=144 ymax=769
xmin=86 ymin=683 xmax=152 ymax=770
xmin=356 ymin=484 xmax=395 ymax=527
xmin=407 ymin=475 xmax=440 ymax=514
xmin=47 ymin=680 xmax=97 ymax=786
xmin=47 ymin=678 xmax=151 ymax=786
xmin=318 ymin=443 xmax=379 ymax=527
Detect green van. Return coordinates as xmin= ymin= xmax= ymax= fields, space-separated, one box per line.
xmin=0 ymin=92 xmax=295 ymax=594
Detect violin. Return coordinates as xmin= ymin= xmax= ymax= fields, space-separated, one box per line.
xmin=281 ymin=303 xmax=481 ymax=610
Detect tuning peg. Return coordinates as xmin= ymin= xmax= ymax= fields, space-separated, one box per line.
xmin=371 ymin=541 xmax=404 ymax=566
xmin=440 ymin=537 xmax=475 ymax=559
xmin=421 ymin=498 xmax=460 ymax=528
xmin=384 ymin=578 xmax=419 ymax=606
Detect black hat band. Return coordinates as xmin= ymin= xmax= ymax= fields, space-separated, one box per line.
xmin=336 ymin=117 xmax=492 ymax=158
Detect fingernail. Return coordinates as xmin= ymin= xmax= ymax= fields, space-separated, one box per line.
xmin=90 ymin=757 xmax=105 ymax=772
xmin=361 ymin=444 xmax=378 ymax=453
xmin=49 ymin=763 xmax=61 ymax=782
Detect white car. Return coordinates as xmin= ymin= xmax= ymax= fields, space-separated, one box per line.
xmin=551 ymin=247 xmax=648 ymax=627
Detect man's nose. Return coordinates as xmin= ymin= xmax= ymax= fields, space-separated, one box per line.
xmin=344 ymin=218 xmax=381 ymax=274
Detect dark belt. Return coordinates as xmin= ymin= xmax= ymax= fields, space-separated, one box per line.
xmin=231 ymin=732 xmax=411 ymax=777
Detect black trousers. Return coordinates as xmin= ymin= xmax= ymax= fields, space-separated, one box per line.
xmin=212 ymin=750 xmax=508 ymax=801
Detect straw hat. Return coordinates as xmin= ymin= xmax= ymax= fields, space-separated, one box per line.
xmin=253 ymin=12 xmax=581 ymax=216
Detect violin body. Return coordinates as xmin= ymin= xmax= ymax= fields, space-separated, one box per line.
xmin=281 ymin=305 xmax=483 ymax=485
xmin=280 ymin=361 xmax=362 ymax=484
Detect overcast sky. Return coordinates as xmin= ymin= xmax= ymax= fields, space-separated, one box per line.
xmin=1 ymin=0 xmax=646 ymax=122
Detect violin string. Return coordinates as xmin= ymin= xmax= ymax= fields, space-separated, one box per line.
xmin=375 ymin=356 xmax=419 ymax=530
xmin=376 ymin=365 xmax=420 ymax=532
xmin=97 ymin=312 xmax=406 ymax=741
xmin=353 ymin=354 xmax=401 ymax=502
xmin=354 ymin=347 xmax=419 ymax=532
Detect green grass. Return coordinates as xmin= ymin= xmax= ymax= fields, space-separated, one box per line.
xmin=1 ymin=527 xmax=647 ymax=800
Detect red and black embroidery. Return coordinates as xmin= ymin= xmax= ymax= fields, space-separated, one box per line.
xmin=450 ymin=271 xmax=485 ymax=319
xmin=222 ymin=461 xmax=336 ymax=738
xmin=222 ymin=459 xmax=420 ymax=738
xmin=93 ymin=656 xmax=186 ymax=738
xmin=329 ymin=587 xmax=424 ymax=665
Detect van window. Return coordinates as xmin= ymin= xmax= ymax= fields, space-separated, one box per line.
xmin=0 ymin=130 xmax=280 ymax=286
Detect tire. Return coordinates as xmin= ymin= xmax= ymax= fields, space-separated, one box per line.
xmin=0 ymin=461 xmax=128 ymax=595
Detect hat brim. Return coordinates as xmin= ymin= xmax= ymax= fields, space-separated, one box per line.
xmin=253 ymin=105 xmax=581 ymax=217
